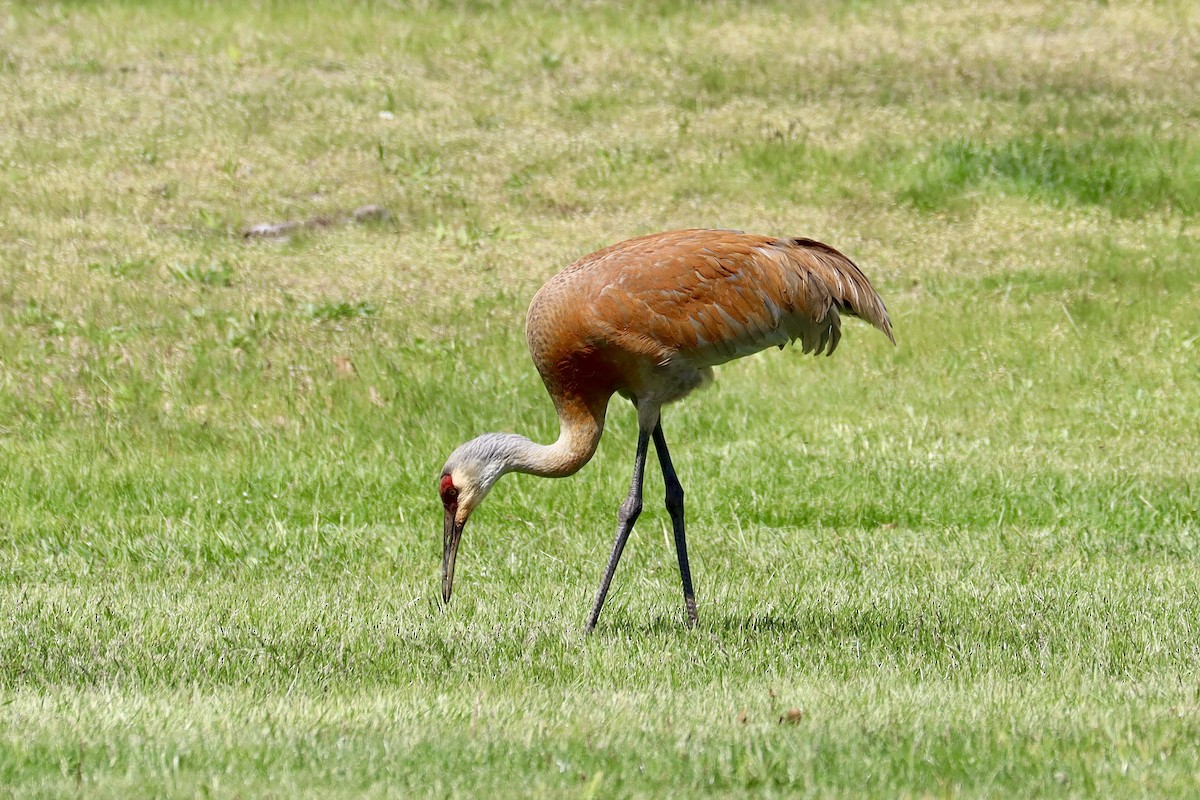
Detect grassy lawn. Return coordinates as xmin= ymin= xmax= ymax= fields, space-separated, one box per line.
xmin=2 ymin=0 xmax=1199 ymax=796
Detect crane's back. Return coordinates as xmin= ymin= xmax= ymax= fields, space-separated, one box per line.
xmin=526 ymin=229 xmax=893 ymax=408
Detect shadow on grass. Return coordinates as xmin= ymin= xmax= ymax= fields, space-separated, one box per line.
xmin=599 ymin=604 xmax=1041 ymax=668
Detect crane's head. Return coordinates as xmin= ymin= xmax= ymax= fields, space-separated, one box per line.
xmin=438 ymin=435 xmax=511 ymax=605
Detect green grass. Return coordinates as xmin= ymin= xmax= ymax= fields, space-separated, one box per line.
xmin=896 ymin=132 xmax=1200 ymax=216
xmin=2 ymin=0 xmax=1200 ymax=796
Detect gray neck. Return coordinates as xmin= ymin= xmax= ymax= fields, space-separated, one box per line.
xmin=447 ymin=393 xmax=609 ymax=489
xmin=472 ymin=418 xmax=602 ymax=480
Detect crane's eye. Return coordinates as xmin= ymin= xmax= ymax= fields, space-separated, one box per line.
xmin=439 ymin=474 xmax=458 ymax=506
xmin=440 ymin=474 xmax=459 ymax=505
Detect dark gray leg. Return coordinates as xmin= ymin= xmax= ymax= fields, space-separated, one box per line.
xmin=653 ymin=421 xmax=698 ymax=627
xmin=585 ymin=427 xmax=651 ymax=633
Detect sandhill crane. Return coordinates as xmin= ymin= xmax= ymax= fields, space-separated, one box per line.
xmin=439 ymin=229 xmax=894 ymax=632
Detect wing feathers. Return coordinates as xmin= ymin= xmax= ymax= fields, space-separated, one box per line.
xmin=536 ymin=229 xmax=893 ymax=377
xmin=783 ymin=237 xmax=896 ymax=346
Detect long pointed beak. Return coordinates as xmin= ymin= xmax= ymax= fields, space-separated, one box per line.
xmin=442 ymin=507 xmax=465 ymax=604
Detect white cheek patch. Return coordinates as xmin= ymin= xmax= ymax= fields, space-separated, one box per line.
xmin=450 ymin=468 xmax=483 ymax=521
xmin=449 ymin=466 xmax=478 ymax=500
xmin=447 ymin=460 xmax=504 ymax=524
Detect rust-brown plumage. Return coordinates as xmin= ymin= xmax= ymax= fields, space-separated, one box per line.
xmin=440 ymin=229 xmax=894 ymax=631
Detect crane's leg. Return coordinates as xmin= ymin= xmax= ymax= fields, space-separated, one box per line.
xmin=585 ymin=427 xmax=650 ymax=633
xmin=653 ymin=421 xmax=699 ymax=628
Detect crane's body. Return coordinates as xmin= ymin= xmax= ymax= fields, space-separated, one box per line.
xmin=439 ymin=229 xmax=894 ymax=631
